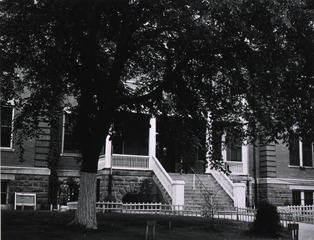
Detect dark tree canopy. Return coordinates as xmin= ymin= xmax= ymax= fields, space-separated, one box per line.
xmin=1 ymin=0 xmax=314 ymax=228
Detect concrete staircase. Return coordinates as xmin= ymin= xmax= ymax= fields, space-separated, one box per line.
xmin=168 ymin=173 xmax=233 ymax=207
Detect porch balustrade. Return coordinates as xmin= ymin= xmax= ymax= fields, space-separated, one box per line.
xmin=226 ymin=161 xmax=244 ymax=174
xmin=112 ymin=154 xmax=149 ymax=169
xmin=98 ymin=154 xmax=149 ymax=170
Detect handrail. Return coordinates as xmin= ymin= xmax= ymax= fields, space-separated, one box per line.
xmin=151 ymin=156 xmax=173 ymax=197
xmin=210 ymin=171 xmax=234 ymax=199
xmin=189 ymin=166 xmax=213 ymax=197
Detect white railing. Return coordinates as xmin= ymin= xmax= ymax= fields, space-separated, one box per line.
xmin=210 ymin=171 xmax=234 ymax=200
xmin=150 ymin=156 xmax=173 ymax=197
xmin=112 ymin=154 xmax=149 ymax=169
xmin=278 ymin=205 xmax=314 ymax=223
xmin=98 ymin=154 xmax=149 ymax=170
xmin=226 ymin=162 xmax=244 ymax=175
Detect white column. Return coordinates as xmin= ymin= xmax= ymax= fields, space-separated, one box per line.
xmin=105 ymin=135 xmax=112 ymax=169
xmin=242 ymin=141 xmax=249 ymax=175
xmin=149 ymin=117 xmax=156 ymax=169
xmin=222 ymin=133 xmax=227 ymax=162
xmin=233 ymin=182 xmax=246 ymax=208
xmin=171 ymin=180 xmax=185 ymax=207
xmin=299 ymin=139 xmax=303 ymax=167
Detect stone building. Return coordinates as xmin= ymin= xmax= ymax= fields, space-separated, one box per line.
xmin=1 ymin=102 xmax=314 ymax=209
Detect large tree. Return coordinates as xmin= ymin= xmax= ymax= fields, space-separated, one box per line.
xmin=1 ymin=0 xmax=314 ymax=229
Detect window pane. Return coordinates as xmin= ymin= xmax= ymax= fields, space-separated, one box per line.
xmin=304 ymin=191 xmax=313 ymax=206
xmin=289 ymin=136 xmax=300 ymax=166
xmin=1 ymin=106 xmax=13 ymax=148
xmin=63 ymin=113 xmax=80 ymax=152
xmin=1 ymin=107 xmax=13 ymax=127
xmin=228 ymin=138 xmax=242 ymax=162
xmin=1 ymin=181 xmax=8 ymax=205
xmin=303 ymin=142 xmax=313 ymax=167
xmin=292 ymin=190 xmax=301 ymax=205
xmin=1 ymin=127 xmax=12 ymax=147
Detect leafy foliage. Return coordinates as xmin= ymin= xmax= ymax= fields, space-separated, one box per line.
xmin=252 ymin=200 xmax=281 ymax=236
xmin=1 ymin=0 xmax=314 ymax=228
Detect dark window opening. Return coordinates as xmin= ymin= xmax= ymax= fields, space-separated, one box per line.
xmin=304 ymin=191 xmax=313 ymax=206
xmin=1 ymin=181 xmax=8 ymax=205
xmin=303 ymin=141 xmax=313 ymax=167
xmin=289 ymin=136 xmax=300 ymax=166
xmin=292 ymin=190 xmax=301 ymax=205
xmin=112 ymin=113 xmax=149 ymax=156
xmin=1 ymin=106 xmax=13 ymax=148
xmin=63 ymin=113 xmax=80 ymax=153
xmin=227 ymin=138 xmax=242 ymax=162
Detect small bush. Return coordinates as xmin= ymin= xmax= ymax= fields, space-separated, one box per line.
xmin=252 ymin=200 xmax=280 ymax=236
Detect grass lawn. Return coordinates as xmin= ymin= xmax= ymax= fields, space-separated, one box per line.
xmin=1 ymin=210 xmax=292 ymax=240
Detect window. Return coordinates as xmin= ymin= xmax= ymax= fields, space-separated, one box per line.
xmin=62 ymin=112 xmax=80 ymax=153
xmin=1 ymin=105 xmax=14 ymax=149
xmin=304 ymin=191 xmax=314 ymax=206
xmin=303 ymin=141 xmax=313 ymax=167
xmin=289 ymin=135 xmax=313 ymax=167
xmin=292 ymin=190 xmax=314 ymax=206
xmin=289 ymin=136 xmax=300 ymax=166
xmin=292 ymin=191 xmax=301 ymax=205
xmin=1 ymin=181 xmax=8 ymax=205
xmin=227 ymin=138 xmax=242 ymax=162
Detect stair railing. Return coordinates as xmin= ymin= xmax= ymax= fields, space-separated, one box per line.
xmin=188 ymin=166 xmax=213 ymax=205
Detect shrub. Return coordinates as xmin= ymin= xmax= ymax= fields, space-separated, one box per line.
xmin=252 ymin=200 xmax=281 ymax=236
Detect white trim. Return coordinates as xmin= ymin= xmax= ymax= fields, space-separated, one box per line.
xmin=289 ymin=185 xmax=314 ymax=191
xmin=1 ymin=166 xmax=50 ymax=175
xmin=61 ymin=113 xmax=65 ymax=154
xmin=56 ymin=170 xmax=80 ymax=177
xmin=299 ymin=140 xmax=303 ymax=167
xmin=258 ymin=177 xmax=314 ymax=185
xmin=300 ymin=191 xmax=305 ymax=205
xmin=60 ymin=153 xmax=82 ymax=157
xmin=1 ymin=174 xmax=15 ymax=180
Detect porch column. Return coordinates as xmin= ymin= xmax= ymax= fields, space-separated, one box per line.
xmin=149 ymin=117 xmax=156 ymax=169
xmin=105 ymin=135 xmax=112 ymax=169
xmin=242 ymin=141 xmax=249 ymax=175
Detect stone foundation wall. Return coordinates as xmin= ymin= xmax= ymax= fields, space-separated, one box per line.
xmin=97 ymin=169 xmax=165 ymax=203
xmin=257 ymin=183 xmax=292 ymax=206
xmin=9 ymin=174 xmax=50 ymax=209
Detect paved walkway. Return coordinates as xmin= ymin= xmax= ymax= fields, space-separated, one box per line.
xmin=298 ymin=223 xmax=314 ymax=240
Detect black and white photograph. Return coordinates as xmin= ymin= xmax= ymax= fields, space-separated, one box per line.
xmin=1 ymin=0 xmax=314 ymax=239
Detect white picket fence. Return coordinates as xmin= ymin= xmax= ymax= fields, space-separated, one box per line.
xmin=92 ymin=202 xmax=294 ymax=226
xmin=64 ymin=201 xmax=310 ymax=227
xmin=278 ymin=205 xmax=314 ymax=224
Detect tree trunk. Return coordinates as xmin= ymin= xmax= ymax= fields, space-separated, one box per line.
xmin=69 ymin=172 xmax=98 ymax=229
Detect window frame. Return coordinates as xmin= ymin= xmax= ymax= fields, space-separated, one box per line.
xmin=1 ymin=180 xmax=9 ymax=205
xmin=1 ymin=104 xmax=14 ymax=150
xmin=61 ymin=111 xmax=81 ymax=156
xmin=292 ymin=190 xmax=314 ymax=206
xmin=289 ymin=136 xmax=313 ymax=168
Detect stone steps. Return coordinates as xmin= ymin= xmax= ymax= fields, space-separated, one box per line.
xmin=169 ymin=173 xmax=233 ymax=207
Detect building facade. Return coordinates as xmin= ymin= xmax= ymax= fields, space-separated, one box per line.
xmin=1 ymin=103 xmax=314 ymax=209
